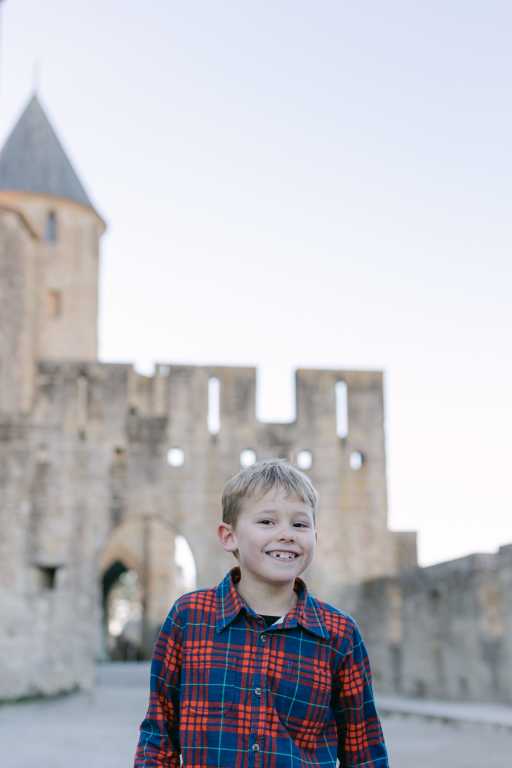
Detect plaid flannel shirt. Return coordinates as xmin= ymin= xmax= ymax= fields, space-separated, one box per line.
xmin=134 ymin=567 xmax=389 ymax=767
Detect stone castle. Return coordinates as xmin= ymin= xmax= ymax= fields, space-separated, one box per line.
xmin=1 ymin=95 xmax=510 ymax=705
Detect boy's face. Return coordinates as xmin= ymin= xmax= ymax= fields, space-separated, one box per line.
xmin=218 ymin=487 xmax=317 ymax=588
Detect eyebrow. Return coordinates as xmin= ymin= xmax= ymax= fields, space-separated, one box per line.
xmin=255 ymin=508 xmax=313 ymax=518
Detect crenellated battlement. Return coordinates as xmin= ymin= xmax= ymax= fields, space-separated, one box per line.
xmin=30 ymin=361 xmax=386 ymax=474
xmin=22 ymin=358 xmax=404 ymax=598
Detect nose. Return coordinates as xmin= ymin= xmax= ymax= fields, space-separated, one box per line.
xmin=278 ymin=528 xmax=295 ymax=542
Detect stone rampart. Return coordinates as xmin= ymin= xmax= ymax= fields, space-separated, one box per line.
xmin=337 ymin=545 xmax=512 ymax=704
xmin=0 ymin=359 xmax=411 ymax=699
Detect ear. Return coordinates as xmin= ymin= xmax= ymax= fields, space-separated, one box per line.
xmin=217 ymin=522 xmax=238 ymax=554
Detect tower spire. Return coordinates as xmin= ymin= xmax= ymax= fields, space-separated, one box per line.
xmin=0 ymin=93 xmax=99 ymax=213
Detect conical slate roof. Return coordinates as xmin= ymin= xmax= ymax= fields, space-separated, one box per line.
xmin=0 ymin=93 xmax=94 ymax=210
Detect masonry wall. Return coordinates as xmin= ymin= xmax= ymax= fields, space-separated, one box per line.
xmin=144 ymin=364 xmax=406 ymax=597
xmin=172 ymin=368 xmax=405 ymax=587
xmin=31 ymin=360 xmax=407 ymax=599
xmin=31 ymin=360 xmax=405 ymax=600
xmin=337 ymin=545 xmax=512 ymax=705
xmin=1 ymin=358 xmax=412 ymax=698
xmin=0 ymin=190 xmax=104 ymax=370
xmin=0 ymin=208 xmax=38 ymax=413
xmin=0 ymin=418 xmax=101 ymax=698
xmin=3 ymin=352 xmax=508 ymax=704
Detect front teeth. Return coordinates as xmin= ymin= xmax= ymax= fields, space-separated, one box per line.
xmin=268 ymin=551 xmax=296 ymax=560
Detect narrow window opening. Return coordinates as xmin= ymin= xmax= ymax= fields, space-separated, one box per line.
xmin=429 ymin=588 xmax=441 ymax=603
xmin=349 ymin=451 xmax=364 ymax=471
xmin=257 ymin=366 xmax=295 ymax=423
xmin=111 ymin=494 xmax=123 ymax=526
xmin=335 ymin=381 xmax=348 ymax=439
xmin=240 ymin=449 xmax=257 ymax=468
xmin=45 ymin=211 xmax=58 ymax=242
xmin=38 ymin=565 xmax=58 ymax=590
xmin=48 ymin=289 xmax=62 ymax=318
xmin=175 ymin=536 xmax=197 ymax=592
xmin=208 ymin=377 xmax=220 ymax=435
xmin=296 ymin=449 xmax=313 ymax=470
xmin=167 ymin=447 xmax=185 ymax=467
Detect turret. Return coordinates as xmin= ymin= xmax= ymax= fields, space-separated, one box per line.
xmin=0 ymin=94 xmax=105 ymax=412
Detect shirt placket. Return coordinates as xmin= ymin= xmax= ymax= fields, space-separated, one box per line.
xmin=248 ymin=616 xmax=273 ymax=764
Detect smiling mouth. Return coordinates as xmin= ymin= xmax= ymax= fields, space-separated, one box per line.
xmin=266 ymin=551 xmax=299 ymax=561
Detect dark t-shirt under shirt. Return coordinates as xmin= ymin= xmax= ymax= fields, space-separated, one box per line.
xmin=260 ymin=614 xmax=281 ymax=627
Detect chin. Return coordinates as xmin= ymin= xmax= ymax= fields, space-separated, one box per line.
xmin=264 ymin=565 xmax=302 ymax=582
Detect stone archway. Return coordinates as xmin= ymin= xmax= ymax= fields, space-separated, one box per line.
xmin=100 ymin=516 xmax=181 ymax=658
xmin=102 ymin=560 xmax=143 ymax=660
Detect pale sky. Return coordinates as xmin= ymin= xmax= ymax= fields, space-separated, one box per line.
xmin=2 ymin=1 xmax=511 ymax=566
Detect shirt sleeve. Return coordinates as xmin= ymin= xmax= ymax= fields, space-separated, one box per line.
xmin=332 ymin=621 xmax=389 ymax=767
xmin=133 ymin=603 xmax=183 ymax=767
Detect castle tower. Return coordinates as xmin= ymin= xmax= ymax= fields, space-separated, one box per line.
xmin=0 ymin=94 xmax=105 ymax=412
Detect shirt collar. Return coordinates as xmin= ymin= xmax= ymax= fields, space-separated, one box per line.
xmin=215 ymin=566 xmax=328 ymax=640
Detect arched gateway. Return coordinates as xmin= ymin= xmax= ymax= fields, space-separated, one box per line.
xmin=100 ymin=517 xmax=187 ymax=658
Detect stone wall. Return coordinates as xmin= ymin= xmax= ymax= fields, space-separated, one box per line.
xmin=0 ymin=207 xmax=38 ymax=413
xmin=0 ymin=190 xmax=104 ymax=411
xmin=0 ymin=419 xmax=100 ymax=698
xmin=338 ymin=544 xmax=512 ymax=704
xmin=0 ymin=358 xmax=411 ymax=699
xmin=2 ymin=348 xmax=508 ymax=705
xmin=29 ymin=360 xmax=407 ymax=596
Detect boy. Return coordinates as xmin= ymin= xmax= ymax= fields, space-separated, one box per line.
xmin=134 ymin=459 xmax=389 ymax=767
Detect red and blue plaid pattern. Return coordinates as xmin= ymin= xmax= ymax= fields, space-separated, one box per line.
xmin=134 ymin=567 xmax=389 ymax=767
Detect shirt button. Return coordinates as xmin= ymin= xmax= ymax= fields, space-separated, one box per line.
xmin=252 ymin=744 xmax=260 ymax=752
xmin=254 ymin=687 xmax=261 ymax=696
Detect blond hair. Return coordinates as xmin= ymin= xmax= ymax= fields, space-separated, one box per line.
xmin=222 ymin=458 xmax=318 ymax=528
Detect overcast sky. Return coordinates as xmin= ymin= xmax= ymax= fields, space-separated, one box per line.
xmin=2 ymin=1 xmax=511 ymax=566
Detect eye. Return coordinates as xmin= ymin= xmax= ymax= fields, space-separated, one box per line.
xmin=293 ymin=522 xmax=310 ymax=528
xmin=258 ymin=519 xmax=274 ymax=525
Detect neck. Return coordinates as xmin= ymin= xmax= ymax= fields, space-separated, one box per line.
xmin=236 ymin=572 xmax=298 ymax=616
